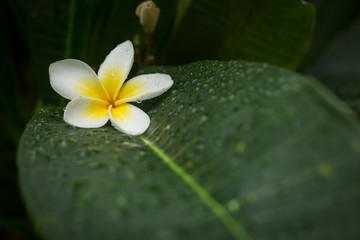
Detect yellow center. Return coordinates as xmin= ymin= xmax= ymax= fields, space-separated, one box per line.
xmin=100 ymin=66 xmax=126 ymax=103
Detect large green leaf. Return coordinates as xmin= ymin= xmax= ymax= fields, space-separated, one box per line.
xmin=161 ymin=0 xmax=315 ymax=69
xmin=18 ymin=61 xmax=360 ymax=240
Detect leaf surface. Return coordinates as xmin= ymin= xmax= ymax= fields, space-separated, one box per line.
xmin=18 ymin=61 xmax=360 ymax=240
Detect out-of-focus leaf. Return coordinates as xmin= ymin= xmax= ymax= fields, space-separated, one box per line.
xmin=161 ymin=0 xmax=315 ymax=69
xmin=299 ymin=0 xmax=360 ymax=69
xmin=18 ymin=61 xmax=360 ymax=240
xmin=305 ymin=14 xmax=360 ymax=114
xmin=7 ymin=0 xmax=94 ymax=103
xmin=0 ymin=1 xmax=21 ymax=144
xmin=0 ymin=6 xmax=38 ymax=239
xmin=6 ymin=0 xmax=177 ymax=104
xmin=86 ymin=0 xmax=177 ymax=64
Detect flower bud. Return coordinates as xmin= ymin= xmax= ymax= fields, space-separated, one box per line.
xmin=136 ymin=1 xmax=160 ymax=34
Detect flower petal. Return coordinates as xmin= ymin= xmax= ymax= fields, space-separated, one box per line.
xmin=98 ymin=41 xmax=134 ymax=102
xmin=64 ymin=97 xmax=109 ymax=128
xmin=115 ymin=73 xmax=173 ymax=105
xmin=109 ymin=103 xmax=150 ymax=136
xmin=49 ymin=59 xmax=109 ymax=101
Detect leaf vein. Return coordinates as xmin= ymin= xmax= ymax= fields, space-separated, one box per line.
xmin=140 ymin=136 xmax=252 ymax=240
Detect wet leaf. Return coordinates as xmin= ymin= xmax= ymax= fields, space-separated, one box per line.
xmin=18 ymin=61 xmax=360 ymax=240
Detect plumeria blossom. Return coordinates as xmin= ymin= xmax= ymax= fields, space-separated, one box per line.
xmin=49 ymin=40 xmax=173 ymax=136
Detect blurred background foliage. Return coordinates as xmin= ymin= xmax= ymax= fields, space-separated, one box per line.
xmin=0 ymin=0 xmax=359 ymax=239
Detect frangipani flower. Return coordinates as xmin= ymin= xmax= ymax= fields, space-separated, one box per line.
xmin=49 ymin=40 xmax=173 ymax=136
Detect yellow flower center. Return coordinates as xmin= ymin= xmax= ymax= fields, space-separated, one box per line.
xmin=100 ymin=67 xmax=126 ymax=104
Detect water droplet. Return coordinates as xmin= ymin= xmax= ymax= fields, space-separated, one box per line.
xmin=318 ymin=163 xmax=333 ymax=177
xmin=89 ymin=162 xmax=106 ymax=168
xmin=245 ymin=193 xmax=257 ymax=203
xmin=57 ymin=140 xmax=68 ymax=148
xmin=198 ymin=115 xmax=208 ymax=124
xmin=227 ymin=199 xmax=240 ymax=212
xmin=109 ymin=166 xmax=117 ymax=173
xmin=113 ymin=147 xmax=121 ymax=152
xmin=235 ymin=142 xmax=246 ymax=153
xmin=185 ymin=161 xmax=194 ymax=168
xmin=126 ymin=170 xmax=135 ymax=179
xmin=197 ymin=144 xmax=205 ymax=151
xmin=116 ymin=196 xmax=127 ymax=207
xmin=73 ymin=178 xmax=88 ymax=189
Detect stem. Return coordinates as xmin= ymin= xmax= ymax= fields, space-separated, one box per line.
xmin=144 ymin=34 xmax=154 ymax=66
xmin=135 ymin=42 xmax=142 ymax=69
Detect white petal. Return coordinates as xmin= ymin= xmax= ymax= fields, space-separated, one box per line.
xmin=115 ymin=73 xmax=173 ymax=105
xmin=98 ymin=41 xmax=134 ymax=101
xmin=64 ymin=97 xmax=109 ymax=128
xmin=49 ymin=59 xmax=109 ymax=101
xmin=109 ymin=103 xmax=150 ymax=136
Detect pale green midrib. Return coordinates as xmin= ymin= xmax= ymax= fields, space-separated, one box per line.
xmin=140 ymin=136 xmax=252 ymax=240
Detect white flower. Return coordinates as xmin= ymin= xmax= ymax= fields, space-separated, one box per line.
xmin=49 ymin=40 xmax=173 ymax=136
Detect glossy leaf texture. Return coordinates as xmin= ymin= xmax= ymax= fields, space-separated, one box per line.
xmin=18 ymin=61 xmax=360 ymax=240
xmin=161 ymin=0 xmax=315 ymax=69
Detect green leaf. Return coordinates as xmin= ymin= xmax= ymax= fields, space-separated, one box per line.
xmin=18 ymin=61 xmax=360 ymax=240
xmin=161 ymin=0 xmax=315 ymax=69
xmin=305 ymin=14 xmax=360 ymax=114
xmin=299 ymin=0 xmax=360 ymax=69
